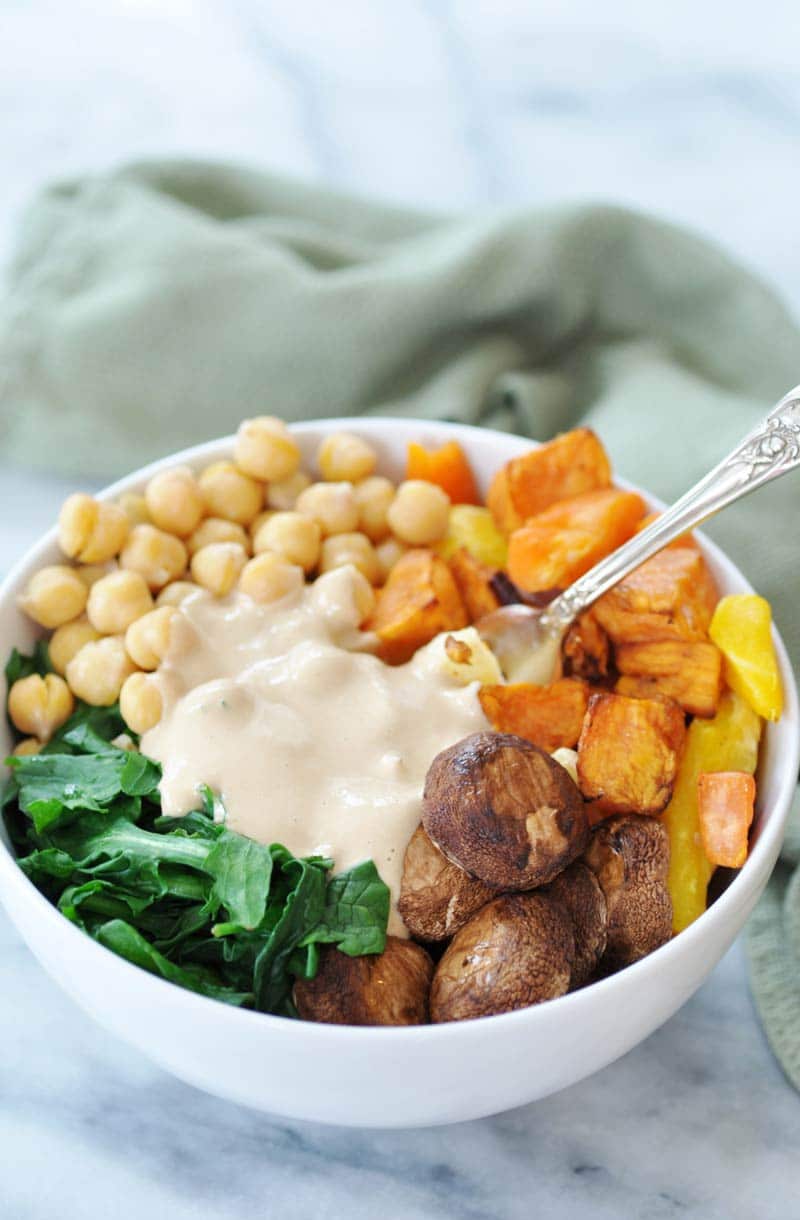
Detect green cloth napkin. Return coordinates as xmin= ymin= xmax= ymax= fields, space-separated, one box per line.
xmin=1 ymin=160 xmax=798 ymax=1081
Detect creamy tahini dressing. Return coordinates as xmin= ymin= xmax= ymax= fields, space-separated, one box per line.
xmin=142 ymin=568 xmax=488 ymax=934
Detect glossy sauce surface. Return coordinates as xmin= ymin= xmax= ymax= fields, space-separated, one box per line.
xmin=143 ymin=568 xmax=487 ymax=933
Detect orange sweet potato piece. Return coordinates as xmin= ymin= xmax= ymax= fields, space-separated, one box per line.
xmin=448 ymin=547 xmax=500 ymax=622
xmin=563 ymin=611 xmax=610 ymax=682
xmin=592 ymin=548 xmax=719 ymax=645
xmin=697 ymin=771 xmax=756 ymax=869
xmin=406 ymin=440 xmax=480 ymax=505
xmin=367 ymin=548 xmax=468 ymax=664
xmin=577 ymin=692 xmax=686 ymax=815
xmin=507 ymin=488 xmax=646 ymax=591
xmin=487 ymin=428 xmax=612 ymax=533
xmin=615 ymin=640 xmax=723 ymax=718
xmin=479 ymin=678 xmax=590 ymax=752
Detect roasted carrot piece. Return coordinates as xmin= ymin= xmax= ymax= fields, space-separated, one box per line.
xmin=479 ymin=678 xmax=590 ymax=752
xmin=576 ymin=692 xmax=686 ymax=815
xmin=562 ymin=611 xmax=610 ymax=682
xmin=448 ymin=548 xmax=500 ymax=622
xmin=592 ymin=548 xmax=719 ymax=645
xmin=487 ymin=428 xmax=612 ymax=532
xmin=367 ymin=548 xmax=468 ymax=664
xmin=406 ymin=440 xmax=480 ymax=505
xmin=697 ymin=771 xmax=756 ymax=869
xmin=507 ymin=488 xmax=646 ymax=591
xmin=615 ymin=640 xmax=723 ymax=718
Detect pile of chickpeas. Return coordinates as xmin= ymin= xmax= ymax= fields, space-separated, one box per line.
xmin=8 ymin=419 xmax=454 ymax=752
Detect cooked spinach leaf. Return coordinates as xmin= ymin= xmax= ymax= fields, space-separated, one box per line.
xmin=5 ymin=641 xmax=51 ymax=689
xmin=4 ymin=647 xmax=390 ymax=1018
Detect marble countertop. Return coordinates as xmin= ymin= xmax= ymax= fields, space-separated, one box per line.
xmin=2 ymin=3 xmax=800 ymax=1217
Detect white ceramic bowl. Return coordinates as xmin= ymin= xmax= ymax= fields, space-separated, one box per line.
xmin=0 ymin=419 xmax=797 ymax=1128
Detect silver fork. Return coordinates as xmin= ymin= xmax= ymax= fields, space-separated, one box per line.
xmin=478 ymin=384 xmax=800 ymax=683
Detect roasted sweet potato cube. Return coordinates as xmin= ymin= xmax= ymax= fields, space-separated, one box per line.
xmin=479 ymin=678 xmax=590 ymax=752
xmin=615 ymin=640 xmax=723 ymax=718
xmin=448 ymin=547 xmax=500 ymax=622
xmin=507 ymin=488 xmax=646 ymax=591
xmin=577 ymin=692 xmax=686 ymax=815
xmin=367 ymin=548 xmax=468 ymax=664
xmin=592 ymin=548 xmax=719 ymax=645
xmin=487 ymin=428 xmax=612 ymax=533
xmin=563 ymin=611 xmax=610 ymax=682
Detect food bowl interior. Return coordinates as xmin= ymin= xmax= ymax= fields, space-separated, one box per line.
xmin=0 ymin=418 xmax=797 ymax=1128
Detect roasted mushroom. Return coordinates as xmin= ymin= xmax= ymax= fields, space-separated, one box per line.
xmin=398 ymin=824 xmax=496 ymax=942
xmin=584 ymin=815 xmax=672 ymax=971
xmin=545 ymin=861 xmax=607 ymax=988
xmin=423 ymin=731 xmax=588 ymax=890
xmin=430 ymin=891 xmax=574 ymax=1022
xmin=294 ymin=936 xmax=434 ymax=1026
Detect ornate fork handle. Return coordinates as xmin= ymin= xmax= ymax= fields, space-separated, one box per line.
xmin=543 ymin=384 xmax=800 ymax=634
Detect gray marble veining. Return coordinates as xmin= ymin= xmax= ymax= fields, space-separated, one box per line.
xmin=2 ymin=2 xmax=800 ymax=1215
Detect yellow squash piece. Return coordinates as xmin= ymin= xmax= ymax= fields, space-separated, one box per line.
xmin=663 ymin=690 xmax=762 ymax=933
xmin=709 ymin=593 xmax=783 ymax=721
xmin=437 ymin=505 xmax=508 ymax=569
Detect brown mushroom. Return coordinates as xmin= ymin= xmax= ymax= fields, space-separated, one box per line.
xmin=583 ymin=815 xmax=672 ymax=971
xmin=422 ymin=731 xmax=588 ymax=891
xmin=430 ymin=892 xmax=574 ymax=1023
xmin=545 ymin=861 xmax=607 ymax=988
xmin=398 ymin=824 xmax=496 ymax=942
xmin=294 ymin=936 xmax=434 ymax=1026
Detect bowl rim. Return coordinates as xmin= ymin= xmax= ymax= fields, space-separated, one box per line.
xmin=1 ymin=415 xmax=797 ymax=1046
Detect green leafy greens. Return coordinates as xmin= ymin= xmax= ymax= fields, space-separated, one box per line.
xmin=3 ymin=646 xmax=390 ymax=1016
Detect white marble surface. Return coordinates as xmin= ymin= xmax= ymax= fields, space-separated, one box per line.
xmin=2 ymin=2 xmax=800 ymax=1216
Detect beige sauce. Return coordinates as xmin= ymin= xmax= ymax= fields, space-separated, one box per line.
xmin=142 ymin=568 xmax=488 ymax=934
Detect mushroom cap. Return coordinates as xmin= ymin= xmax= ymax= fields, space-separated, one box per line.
xmin=398 ymin=824 xmax=496 ymax=942
xmin=584 ymin=815 xmax=672 ymax=971
xmin=545 ymin=860 xmax=607 ymax=988
xmin=423 ymin=730 xmax=588 ymax=890
xmin=294 ymin=936 xmax=434 ymax=1026
xmin=430 ymin=891 xmax=574 ymax=1023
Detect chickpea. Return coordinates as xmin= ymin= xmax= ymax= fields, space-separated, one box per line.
xmin=67 ymin=636 xmax=137 ymax=706
xmin=317 ymin=431 xmax=377 ymax=483
xmin=295 ymin=481 xmax=359 ymax=537
xmin=375 ymin=537 xmax=407 ymax=582
xmin=310 ymin=566 xmax=375 ymax=625
xmin=354 ymin=475 xmax=395 ymax=542
xmin=14 ymin=737 xmax=42 ymax=757
xmin=87 ymin=570 xmax=153 ymax=634
xmin=125 ymin=606 xmax=176 ymax=670
xmin=190 ymin=542 xmax=248 ymax=596
xmin=117 ymin=492 xmax=150 ymax=526
xmin=198 ymin=461 xmax=263 ymax=525
xmin=266 ymin=469 xmax=311 ymax=511
xmin=235 ymin=416 xmax=301 ymax=482
xmin=120 ymin=524 xmax=188 ymax=590
xmin=49 ymin=616 xmax=101 ymax=676
xmin=319 ymin=533 xmax=380 ymax=585
xmin=145 ymin=465 xmax=205 ymax=537
xmin=120 ymin=672 xmax=163 ymax=734
xmin=156 ymin=580 xmax=200 ymax=608
xmin=253 ymin=511 xmax=321 ymax=572
xmin=76 ymin=561 xmax=117 ymax=589
xmin=19 ymin=565 xmax=88 ymax=629
xmin=59 ymin=494 xmax=129 ymax=563
xmin=238 ymin=552 xmax=304 ymax=605
xmin=387 ymin=480 xmax=450 ymax=545
xmin=8 ymin=673 xmax=74 ymax=740
xmin=188 ymin=516 xmax=250 ymax=556
xmin=249 ymin=510 xmax=275 ymax=539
